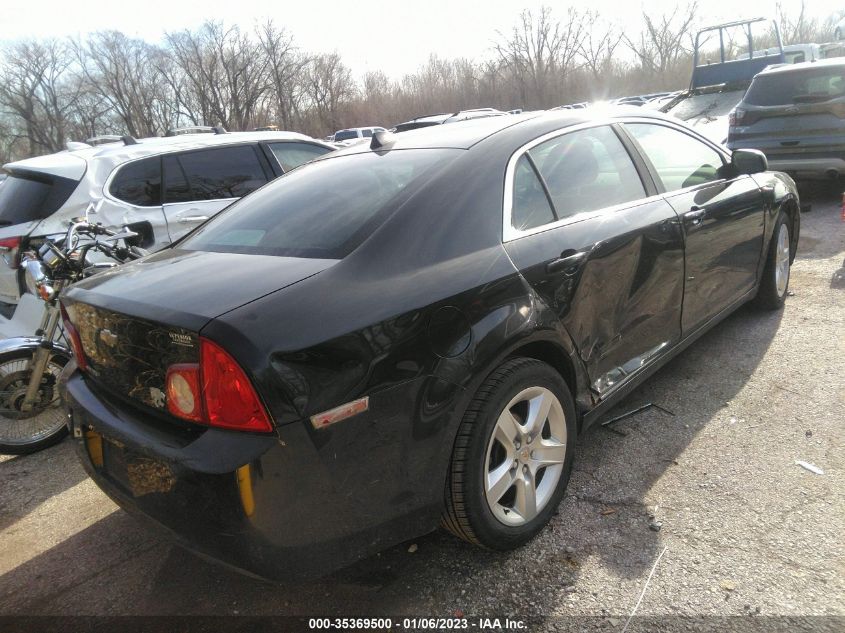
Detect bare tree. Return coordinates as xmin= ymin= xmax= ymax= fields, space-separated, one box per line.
xmin=623 ymin=2 xmax=698 ymax=78
xmin=494 ymin=6 xmax=587 ymax=109
xmin=166 ymin=22 xmax=269 ymax=130
xmin=303 ymin=53 xmax=355 ymax=133
xmin=776 ymin=1 xmax=819 ymax=45
xmin=0 ymin=39 xmax=81 ymax=154
xmin=76 ymin=31 xmax=177 ymax=137
xmin=256 ymin=21 xmax=308 ymax=130
xmin=579 ymin=11 xmax=623 ymax=84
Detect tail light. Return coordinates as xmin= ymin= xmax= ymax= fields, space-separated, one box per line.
xmin=59 ymin=303 xmax=88 ymax=371
xmin=0 ymin=236 xmax=22 ymax=269
xmin=164 ymin=337 xmax=272 ymax=433
xmin=729 ymin=108 xmax=745 ymax=127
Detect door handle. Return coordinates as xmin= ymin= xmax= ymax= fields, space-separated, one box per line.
xmin=177 ymin=215 xmax=210 ymax=224
xmin=547 ymin=250 xmax=588 ymax=274
xmin=683 ymin=208 xmax=706 ymax=225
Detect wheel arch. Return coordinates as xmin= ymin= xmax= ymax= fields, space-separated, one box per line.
xmin=780 ymin=195 xmax=800 ymax=263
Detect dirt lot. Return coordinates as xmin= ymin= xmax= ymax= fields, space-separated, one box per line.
xmin=1 ymin=189 xmax=843 ymax=631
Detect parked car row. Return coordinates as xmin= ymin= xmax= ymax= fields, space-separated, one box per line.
xmin=0 ymin=130 xmax=334 ymax=337
xmin=52 ymin=107 xmax=798 ymax=580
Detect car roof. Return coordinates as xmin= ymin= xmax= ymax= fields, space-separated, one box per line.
xmin=3 ymin=131 xmax=330 ymax=177
xmin=756 ymin=57 xmax=845 ymax=76
xmin=328 ymin=106 xmax=678 ymax=154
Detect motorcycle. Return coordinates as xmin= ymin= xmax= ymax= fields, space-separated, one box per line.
xmin=0 ymin=208 xmax=147 ymax=454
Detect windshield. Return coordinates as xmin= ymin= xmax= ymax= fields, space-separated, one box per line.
xmin=181 ymin=149 xmax=461 ymax=259
xmin=666 ymin=90 xmax=745 ymax=121
xmin=744 ymin=66 xmax=845 ymax=105
xmin=0 ymin=171 xmax=79 ymax=227
xmin=333 ymin=130 xmax=359 ymax=141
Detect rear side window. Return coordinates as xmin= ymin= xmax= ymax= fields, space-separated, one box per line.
xmin=0 ymin=172 xmax=79 ymax=226
xmin=267 ymin=142 xmax=332 ymax=172
xmin=626 ymin=123 xmax=724 ymax=191
xmin=527 ymin=126 xmax=645 ymax=219
xmin=110 ymin=157 xmax=161 ymax=206
xmin=744 ymin=66 xmax=845 ymax=105
xmin=162 ymin=155 xmax=192 ymax=204
xmin=177 ymin=146 xmax=268 ymax=200
xmin=182 ymin=149 xmax=460 ymax=259
xmin=511 ymin=155 xmax=555 ymax=231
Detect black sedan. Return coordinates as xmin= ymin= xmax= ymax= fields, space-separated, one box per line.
xmin=60 ymin=108 xmax=800 ymax=579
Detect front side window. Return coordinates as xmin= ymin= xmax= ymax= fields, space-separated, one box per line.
xmin=182 ymin=149 xmax=460 ymax=259
xmin=110 ymin=157 xmax=161 ymax=206
xmin=267 ymin=142 xmax=332 ymax=172
xmin=626 ymin=123 xmax=724 ymax=191
xmin=527 ymin=125 xmax=646 ymax=220
xmin=177 ymin=146 xmax=268 ymax=201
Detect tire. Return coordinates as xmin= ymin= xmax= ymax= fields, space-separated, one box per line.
xmin=754 ymin=211 xmax=791 ymax=311
xmin=0 ymin=349 xmax=69 ymax=455
xmin=442 ymin=357 xmax=577 ymax=549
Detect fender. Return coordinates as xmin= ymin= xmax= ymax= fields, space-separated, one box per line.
xmin=0 ymin=336 xmax=73 ymax=359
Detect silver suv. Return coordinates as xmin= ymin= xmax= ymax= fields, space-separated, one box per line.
xmin=727 ymin=58 xmax=845 ymax=180
xmin=0 ymin=130 xmax=333 ymax=337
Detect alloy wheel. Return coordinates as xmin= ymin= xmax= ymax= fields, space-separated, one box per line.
xmin=483 ymin=386 xmax=567 ymax=526
xmin=775 ymin=223 xmax=790 ymax=297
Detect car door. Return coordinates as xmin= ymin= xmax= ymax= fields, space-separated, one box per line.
xmin=502 ymin=124 xmax=686 ymax=398
xmin=623 ymin=122 xmax=766 ymax=334
xmin=162 ymin=145 xmax=271 ymax=242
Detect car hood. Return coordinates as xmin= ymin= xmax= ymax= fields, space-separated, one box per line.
xmin=65 ymin=248 xmax=337 ymax=332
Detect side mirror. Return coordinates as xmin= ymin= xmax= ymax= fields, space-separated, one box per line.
xmin=732 ymin=149 xmax=768 ymax=175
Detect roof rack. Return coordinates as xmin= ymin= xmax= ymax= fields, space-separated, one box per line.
xmin=66 ymin=141 xmax=92 ymax=151
xmin=165 ymin=125 xmax=228 ymax=137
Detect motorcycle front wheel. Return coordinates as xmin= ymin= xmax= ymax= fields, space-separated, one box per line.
xmin=0 ymin=349 xmax=69 ymax=455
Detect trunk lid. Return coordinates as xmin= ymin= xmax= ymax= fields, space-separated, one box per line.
xmin=63 ymin=248 xmax=336 ymax=415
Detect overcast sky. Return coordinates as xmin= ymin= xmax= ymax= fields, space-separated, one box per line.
xmin=1 ymin=0 xmax=842 ymax=78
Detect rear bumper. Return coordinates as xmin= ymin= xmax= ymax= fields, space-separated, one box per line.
xmin=766 ymin=156 xmax=845 ymax=180
xmin=728 ymin=140 xmax=845 ymax=179
xmin=62 ymin=371 xmax=447 ymax=580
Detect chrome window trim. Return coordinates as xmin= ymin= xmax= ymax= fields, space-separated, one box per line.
xmin=501 ymin=115 xmax=733 ymax=243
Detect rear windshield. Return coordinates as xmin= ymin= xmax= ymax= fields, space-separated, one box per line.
xmin=0 ymin=171 xmax=79 ymax=227
xmin=181 ymin=149 xmax=460 ymax=259
xmin=744 ymin=66 xmax=845 ymax=105
xmin=333 ymin=130 xmax=359 ymax=141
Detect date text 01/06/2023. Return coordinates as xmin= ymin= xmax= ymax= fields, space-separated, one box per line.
xmin=307 ymin=618 xmax=527 ymax=630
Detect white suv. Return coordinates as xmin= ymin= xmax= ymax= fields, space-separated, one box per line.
xmin=332 ymin=127 xmax=387 ymax=145
xmin=0 ymin=130 xmax=333 ymax=337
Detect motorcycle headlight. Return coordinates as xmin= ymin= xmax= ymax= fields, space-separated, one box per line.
xmin=24 ymin=258 xmax=50 ymax=299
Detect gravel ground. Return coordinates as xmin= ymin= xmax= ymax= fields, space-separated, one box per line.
xmin=0 ymin=190 xmax=843 ymax=632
